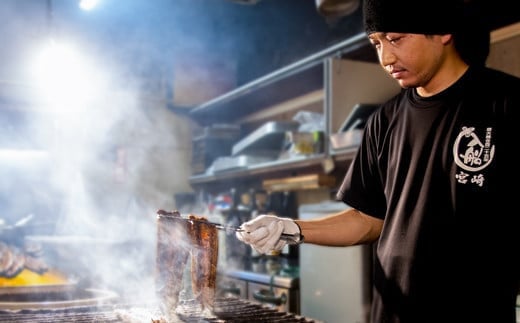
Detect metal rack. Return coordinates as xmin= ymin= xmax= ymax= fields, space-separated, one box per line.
xmin=186 ymin=33 xmax=375 ymax=186
xmin=187 ymin=32 xmax=373 ymax=125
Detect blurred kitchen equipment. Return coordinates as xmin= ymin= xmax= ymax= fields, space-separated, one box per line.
xmin=23 ymin=234 xmax=151 ymax=297
xmin=283 ymin=131 xmax=324 ymax=156
xmin=329 ymin=103 xmax=380 ymax=150
xmin=249 ymin=278 xmax=298 ymax=313
xmin=210 ymin=154 xmax=274 ymax=173
xmin=0 ymin=214 xmax=33 ymax=244
xmin=191 ymin=124 xmax=241 ymax=174
xmin=0 ymin=214 xmax=54 ymax=246
xmin=231 ymin=121 xmax=299 ymax=157
xmin=263 ymin=174 xmax=336 ymax=192
xmin=220 ymin=188 xmax=252 ymax=264
xmin=174 ymin=192 xmax=196 ymax=213
xmin=299 ymin=200 xmax=372 ymax=323
xmin=221 ymin=262 xmax=301 ymax=314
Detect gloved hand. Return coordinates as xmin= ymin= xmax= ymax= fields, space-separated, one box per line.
xmin=235 ymin=214 xmax=302 ymax=254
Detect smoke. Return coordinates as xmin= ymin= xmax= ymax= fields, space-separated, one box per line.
xmin=0 ymin=0 xmax=351 ymax=306
xmin=20 ymin=47 xmax=180 ymax=301
xmin=0 ymin=0 xmax=199 ymax=303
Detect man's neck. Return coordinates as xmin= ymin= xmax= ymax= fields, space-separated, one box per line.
xmin=417 ymin=53 xmax=469 ymax=97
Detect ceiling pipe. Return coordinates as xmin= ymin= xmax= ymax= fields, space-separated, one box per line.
xmin=315 ymin=0 xmax=360 ymax=19
xmin=227 ymin=0 xmax=261 ymax=4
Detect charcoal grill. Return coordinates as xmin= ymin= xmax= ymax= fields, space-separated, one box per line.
xmin=0 ymin=297 xmax=321 ymax=322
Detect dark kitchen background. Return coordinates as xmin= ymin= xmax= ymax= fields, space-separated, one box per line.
xmin=0 ymin=0 xmax=519 ymax=321
xmin=2 ymin=0 xmax=519 ymax=94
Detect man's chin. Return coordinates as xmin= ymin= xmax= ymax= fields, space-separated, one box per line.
xmin=397 ymin=80 xmax=410 ymax=88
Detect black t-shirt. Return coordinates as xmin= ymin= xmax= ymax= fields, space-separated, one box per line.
xmin=338 ymin=67 xmax=520 ymax=323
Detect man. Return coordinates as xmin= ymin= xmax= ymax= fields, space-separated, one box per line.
xmin=236 ymin=0 xmax=520 ymax=322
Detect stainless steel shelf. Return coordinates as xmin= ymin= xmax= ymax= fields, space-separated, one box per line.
xmin=187 ymin=33 xmax=371 ymax=186
xmin=330 ymin=147 xmax=359 ymax=161
xmin=189 ymin=147 xmax=360 ymax=186
xmin=188 ymin=33 xmax=372 ymax=125
xmin=189 ymin=154 xmax=327 ymax=185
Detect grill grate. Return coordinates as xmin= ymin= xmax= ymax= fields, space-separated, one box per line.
xmin=0 ymin=297 xmax=319 ymax=323
xmin=0 ymin=305 xmax=121 ymax=322
xmin=177 ymin=298 xmax=316 ymax=322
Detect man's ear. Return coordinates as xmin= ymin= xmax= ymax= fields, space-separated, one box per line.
xmin=440 ymin=34 xmax=454 ymax=45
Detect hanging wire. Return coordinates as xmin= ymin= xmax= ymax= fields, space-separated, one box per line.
xmin=46 ymin=0 xmax=55 ymax=39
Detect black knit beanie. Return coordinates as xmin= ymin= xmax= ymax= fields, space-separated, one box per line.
xmin=363 ymin=0 xmax=464 ymax=35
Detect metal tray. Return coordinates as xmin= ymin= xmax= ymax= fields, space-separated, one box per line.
xmin=0 ymin=281 xmax=77 ymax=295
xmin=0 ymin=269 xmax=77 ymax=295
xmin=232 ymin=121 xmax=300 ymax=156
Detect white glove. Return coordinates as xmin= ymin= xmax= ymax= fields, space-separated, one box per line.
xmin=235 ymin=214 xmax=302 ymax=255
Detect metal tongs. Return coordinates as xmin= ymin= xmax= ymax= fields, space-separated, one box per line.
xmin=207 ymin=221 xmax=301 ymax=244
xmin=157 ymin=211 xmax=302 ymax=244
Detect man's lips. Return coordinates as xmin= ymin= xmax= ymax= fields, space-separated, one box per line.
xmin=389 ymin=68 xmax=406 ymax=79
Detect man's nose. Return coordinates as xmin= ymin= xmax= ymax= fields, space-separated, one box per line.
xmin=379 ymin=45 xmax=396 ymax=67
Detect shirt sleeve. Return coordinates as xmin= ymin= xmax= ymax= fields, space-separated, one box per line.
xmin=336 ymin=110 xmax=388 ymax=220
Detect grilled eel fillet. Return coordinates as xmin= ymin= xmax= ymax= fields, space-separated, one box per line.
xmin=156 ymin=210 xmax=191 ymax=319
xmin=189 ymin=214 xmax=219 ymax=313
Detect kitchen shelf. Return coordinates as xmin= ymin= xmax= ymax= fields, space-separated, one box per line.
xmin=332 ymin=148 xmax=359 ymax=162
xmin=188 ymin=33 xmax=373 ymax=126
xmin=189 ymin=145 xmax=360 ymax=186
xmin=187 ymin=32 xmax=397 ymax=189
xmin=190 ymin=154 xmax=328 ymax=185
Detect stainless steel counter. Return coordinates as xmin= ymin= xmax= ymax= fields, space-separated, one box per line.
xmin=223 ymin=268 xmax=299 ymax=289
xmin=217 ymin=256 xmax=300 ymax=314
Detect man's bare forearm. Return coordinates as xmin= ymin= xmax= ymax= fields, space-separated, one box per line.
xmin=295 ymin=208 xmax=383 ymax=246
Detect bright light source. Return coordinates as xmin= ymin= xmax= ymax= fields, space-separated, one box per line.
xmin=79 ymin=0 xmax=100 ymax=11
xmin=31 ymin=40 xmax=98 ymax=108
xmin=0 ymin=149 xmax=49 ymax=161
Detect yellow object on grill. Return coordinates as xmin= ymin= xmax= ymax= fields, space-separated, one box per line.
xmin=0 ymin=269 xmax=68 ymax=287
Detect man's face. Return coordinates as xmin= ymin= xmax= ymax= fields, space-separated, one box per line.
xmin=367 ymin=32 xmax=449 ymax=92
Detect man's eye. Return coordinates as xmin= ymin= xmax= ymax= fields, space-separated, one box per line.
xmin=370 ymin=41 xmax=381 ymax=48
xmin=387 ymin=36 xmax=402 ymax=43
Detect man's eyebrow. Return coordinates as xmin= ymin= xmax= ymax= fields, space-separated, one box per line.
xmin=368 ymin=32 xmax=388 ymax=40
